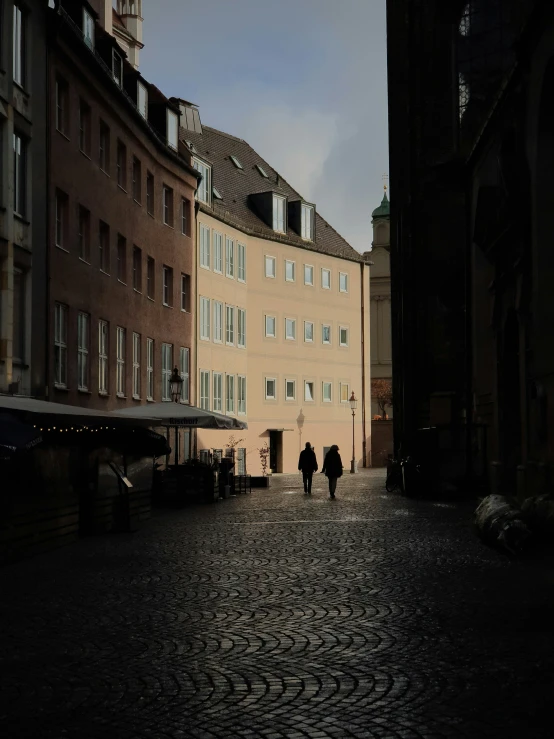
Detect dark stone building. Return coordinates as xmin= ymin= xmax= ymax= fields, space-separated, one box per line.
xmin=387 ymin=0 xmax=554 ymax=496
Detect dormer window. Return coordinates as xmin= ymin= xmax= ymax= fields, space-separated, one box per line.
xmin=230 ymin=155 xmax=243 ymax=169
xmin=193 ymin=157 xmax=211 ymax=205
xmin=213 ymin=187 xmax=223 ymax=200
xmin=273 ymin=195 xmax=286 ymax=233
xmin=167 ymin=109 xmax=179 ymax=151
xmin=301 ymin=204 xmax=314 ymax=240
xmin=137 ymin=81 xmax=148 ymax=119
xmin=112 ymin=50 xmax=123 ymax=87
xmin=256 ymin=164 xmax=269 ymax=178
xmin=83 ymin=9 xmax=95 ymax=49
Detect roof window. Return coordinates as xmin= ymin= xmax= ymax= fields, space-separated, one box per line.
xmin=213 ymin=187 xmax=223 ymax=200
xmin=230 ymin=155 xmax=243 ymax=170
xmin=185 ymin=140 xmax=197 ymax=153
xmin=256 ymin=164 xmax=269 ymax=178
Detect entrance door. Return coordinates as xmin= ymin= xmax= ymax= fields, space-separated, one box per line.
xmin=269 ymin=431 xmax=282 ymax=473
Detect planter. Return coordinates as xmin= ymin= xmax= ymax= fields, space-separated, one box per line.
xmin=251 ymin=475 xmax=270 ymax=488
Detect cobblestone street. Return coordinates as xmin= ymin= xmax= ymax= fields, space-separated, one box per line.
xmin=1 ymin=470 xmax=553 ymax=738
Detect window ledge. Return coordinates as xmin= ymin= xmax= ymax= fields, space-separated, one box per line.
xmin=200 ymin=265 xmax=211 ymax=271
xmin=13 ymin=361 xmax=30 ymax=370
xmin=134 ymin=199 xmax=142 ymax=206
xmin=146 ymin=397 xmax=154 ymax=402
xmin=56 ymin=129 xmax=71 ymax=142
xmin=134 ymin=288 xmax=142 ymax=295
xmin=238 ymin=279 xmax=246 ymax=284
xmin=117 ymin=185 xmax=128 ymax=194
xmin=118 ymin=279 xmax=127 ymax=286
xmin=147 ymin=296 xmax=155 ymax=302
xmin=14 ymin=213 xmax=30 ymax=225
xmin=100 ymin=269 xmax=110 ymax=276
xmin=98 ymin=391 xmax=109 ymax=397
xmin=132 ymin=395 xmax=141 ymax=401
xmin=54 ymin=384 xmax=69 ymax=392
xmin=80 ymin=150 xmax=92 ymax=161
xmin=163 ymin=222 xmax=175 ymax=229
xmin=181 ymin=309 xmax=191 ymax=314
xmin=78 ymin=388 xmax=92 ymax=395
xmin=79 ymin=257 xmax=91 ymax=265
xmin=147 ymin=211 xmax=155 ymax=219
xmin=116 ymin=394 xmax=127 ymax=399
xmin=163 ymin=303 xmax=172 ymax=308
xmin=55 ymin=244 xmax=70 ymax=254
xmin=100 ymin=168 xmax=110 ymax=177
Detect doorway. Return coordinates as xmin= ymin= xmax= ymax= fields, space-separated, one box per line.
xmin=269 ymin=430 xmax=283 ymax=473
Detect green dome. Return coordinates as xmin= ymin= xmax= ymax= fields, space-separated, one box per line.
xmin=372 ymin=190 xmax=390 ymax=219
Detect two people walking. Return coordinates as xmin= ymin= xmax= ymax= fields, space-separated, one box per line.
xmin=298 ymin=442 xmax=343 ymax=499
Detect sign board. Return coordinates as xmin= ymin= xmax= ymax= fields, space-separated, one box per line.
xmin=167 ymin=418 xmax=199 ymax=426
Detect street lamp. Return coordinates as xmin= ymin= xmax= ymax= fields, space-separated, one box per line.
xmin=170 ymin=367 xmax=183 ymax=403
xmin=349 ymin=391 xmax=357 ymax=474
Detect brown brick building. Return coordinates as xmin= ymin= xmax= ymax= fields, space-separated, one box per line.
xmin=47 ymin=0 xmax=199 ymax=411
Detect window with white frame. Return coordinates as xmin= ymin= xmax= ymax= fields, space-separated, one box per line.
xmin=226 ymin=305 xmax=235 ymax=345
xmin=339 ymin=326 xmax=349 ymax=347
xmin=161 ymin=343 xmax=172 ymax=401
xmin=304 ymin=381 xmax=315 ymax=402
xmin=83 ymin=8 xmax=95 ymax=48
xmin=213 ymin=372 xmax=223 ymax=412
xmin=13 ymin=134 xmax=26 ymax=217
xmin=55 ymin=190 xmax=67 ymax=248
xmin=132 ymin=332 xmax=140 ymax=399
xmin=323 ymin=381 xmax=332 ymax=402
xmin=265 ymin=255 xmax=276 ymax=278
xmin=116 ymin=327 xmax=126 ymax=397
xmin=137 ymin=81 xmax=148 ymax=119
xmin=79 ymin=99 xmax=91 ymax=156
xmin=339 ymin=272 xmax=349 ymax=293
xmin=265 ymin=315 xmax=276 ymax=338
xmin=98 ymin=320 xmax=108 ymax=394
xmin=272 ymin=194 xmax=286 ymax=232
xmin=117 ymin=236 xmax=127 ymax=282
xmin=285 ymin=318 xmax=296 ymax=340
xmin=238 ymin=376 xmax=246 ymax=414
xmin=301 ymin=204 xmax=314 ymax=240
xmin=12 ymin=269 xmax=24 ymax=363
xmin=78 ymin=206 xmax=91 ymax=262
xmin=167 ymin=109 xmax=178 ymax=151
xmin=237 ymin=308 xmax=246 ymax=348
xmin=181 ymin=273 xmax=190 ymax=312
xmin=112 ymin=49 xmax=123 ymax=87
xmin=147 ymin=256 xmax=155 ymax=299
xmin=213 ymin=231 xmax=223 ymax=273
xmin=226 ymin=238 xmax=234 ymax=278
xmin=54 ymin=303 xmax=68 ymax=388
xmin=162 ymin=265 xmax=172 ymax=306
xmin=213 ymin=301 xmax=223 ymax=343
xmin=285 ymin=379 xmax=296 ymax=401
xmin=304 ymin=321 xmax=314 ymax=342
xmin=322 ymin=268 xmax=331 ymax=289
xmin=226 ymin=374 xmax=235 ymax=413
xmin=237 ymin=243 xmax=246 ymax=281
xmin=146 ymin=338 xmax=154 ymax=400
xmin=56 ymin=77 xmax=69 ymax=135
xmin=77 ymin=312 xmax=89 ymax=391
xmin=200 ymin=297 xmax=210 ymax=340
xmin=181 ymin=198 xmax=190 ymax=236
xmin=285 ymin=260 xmax=295 ymax=282
xmin=322 ymin=324 xmax=331 ymax=344
xmin=265 ymin=377 xmax=276 ymax=400
xmin=193 ymin=158 xmax=211 ymax=205
xmin=13 ymin=4 xmax=25 ymax=87
xmin=99 ymin=121 xmax=110 ymax=173
xmin=340 ymin=382 xmax=350 ymax=403
xmin=200 ymin=224 xmax=210 ymax=268
xmin=200 ymin=370 xmax=210 ymax=410
xmin=304 ymin=264 xmax=314 ymax=286
xmin=180 ymin=347 xmax=189 ymax=403
xmin=163 ymin=186 xmax=173 ymax=226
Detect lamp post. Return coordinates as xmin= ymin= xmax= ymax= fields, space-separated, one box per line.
xmin=170 ymin=367 xmax=183 ymax=466
xmin=349 ymin=391 xmax=357 ymax=474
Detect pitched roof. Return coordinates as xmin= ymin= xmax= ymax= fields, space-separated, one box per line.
xmin=181 ymin=125 xmax=364 ymax=263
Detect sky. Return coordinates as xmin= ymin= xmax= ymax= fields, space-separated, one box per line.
xmin=138 ymin=0 xmax=388 ymax=254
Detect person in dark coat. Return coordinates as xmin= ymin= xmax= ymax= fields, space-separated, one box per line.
xmin=321 ymin=445 xmax=343 ymax=499
xmin=298 ymin=442 xmax=318 ymax=494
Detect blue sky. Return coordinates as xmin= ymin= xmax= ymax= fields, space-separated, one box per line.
xmin=138 ymin=0 xmax=388 ymax=253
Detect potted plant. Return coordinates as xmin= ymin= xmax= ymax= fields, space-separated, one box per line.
xmin=251 ymin=442 xmax=271 ymax=488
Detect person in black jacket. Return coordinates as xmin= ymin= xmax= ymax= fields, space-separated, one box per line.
xmin=298 ymin=442 xmax=318 ymax=494
xmin=321 ymin=445 xmax=343 ymax=499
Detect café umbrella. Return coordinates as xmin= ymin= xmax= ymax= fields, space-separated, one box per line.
xmin=0 ymin=413 xmax=43 ymax=455
xmin=111 ymin=402 xmax=247 ymax=430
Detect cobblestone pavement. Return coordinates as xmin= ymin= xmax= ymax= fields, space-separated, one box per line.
xmin=1 ymin=470 xmax=554 ymax=738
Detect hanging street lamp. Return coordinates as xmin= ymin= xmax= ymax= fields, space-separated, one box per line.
xmin=170 ymin=367 xmax=184 ymax=403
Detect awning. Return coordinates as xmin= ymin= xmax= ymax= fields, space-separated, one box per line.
xmin=111 ymin=402 xmax=248 ymax=430
xmin=0 ymin=413 xmax=42 ymax=454
xmin=267 ymin=428 xmax=294 ymax=432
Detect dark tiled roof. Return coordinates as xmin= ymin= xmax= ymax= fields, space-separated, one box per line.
xmin=181 ymin=125 xmax=363 ymax=263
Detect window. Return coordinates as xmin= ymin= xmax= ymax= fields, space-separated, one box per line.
xmin=163 ymin=186 xmax=173 ymax=226
xmin=273 ymin=194 xmax=286 ymax=233
xmin=99 ymin=121 xmax=110 ymax=173
xmin=339 ymin=326 xmax=349 ymax=347
xmin=167 ymin=108 xmax=179 ymax=150
xmin=323 ymin=382 xmax=332 ymax=403
xmin=322 ymin=324 xmax=331 ymax=344
xmin=213 ymin=301 xmax=223 ymax=343
xmin=117 ymin=141 xmax=127 ymax=189
xmin=301 ymin=204 xmax=314 ymax=240
xmin=285 ymin=318 xmax=296 ymax=341
xmin=117 ymin=235 xmax=126 ymax=282
xmin=230 ymin=155 xmax=243 ymax=169
xmin=213 ymin=231 xmax=223 ymax=273
xmin=304 ymin=321 xmax=314 ymax=342
xmin=256 ymin=164 xmax=269 ymax=178
xmin=285 ymin=260 xmax=295 ymax=282
xmin=116 ymin=327 xmax=126 ymax=397
xmin=83 ymin=8 xmax=95 ymax=48
xmin=13 ymin=4 xmax=25 ymax=87
xmin=200 ymin=297 xmax=210 ymax=340
xmin=180 ymin=347 xmax=190 ymax=403
xmin=98 ymin=320 xmax=108 ymax=394
xmin=137 ymin=81 xmax=148 ymax=119
xmin=133 ymin=246 xmax=142 ymax=291
xmin=237 ymin=243 xmax=246 ymax=282
xmin=193 ymin=158 xmax=211 ymax=205
xmin=55 ymin=78 xmax=69 ymax=135
xmin=146 ymin=172 xmax=154 ymax=214
xmin=55 ymin=190 xmax=68 ymax=249
xmin=226 ymin=305 xmax=235 ymax=345
xmin=265 ymin=256 xmax=276 ymax=278
xmin=146 ymin=338 xmax=154 ymax=399
xmin=304 ymin=381 xmax=315 ymax=402
xmin=79 ymin=100 xmax=91 ymax=155
xmin=226 ymin=375 xmax=235 ymax=413
xmin=78 ymin=206 xmax=91 ymax=262
xmin=265 ymin=315 xmax=276 ymax=338
xmin=265 ymin=378 xmax=276 ymax=400
xmin=226 ymin=238 xmax=234 ymax=278
xmin=322 ymin=268 xmax=331 ymax=289
xmin=181 ymin=273 xmax=190 ymax=312
xmin=12 ymin=269 xmax=24 ymax=363
xmin=181 ymin=199 xmax=190 ymax=235
xmin=54 ymin=303 xmax=68 ymax=388
xmin=147 ymin=256 xmax=155 ymax=298
xmin=304 ymin=265 xmax=314 ymax=286
xmin=99 ymin=221 xmax=110 ymax=273
xmin=237 ymin=308 xmax=246 ymax=348
xmin=162 ymin=265 xmax=173 ymax=306
xmin=13 ymin=134 xmax=26 ymax=217
xmin=200 ymin=225 xmax=210 ymax=268
xmin=162 ymin=343 xmax=172 ymax=401
xmin=132 ymin=332 xmax=140 ymax=399
xmin=200 ymin=370 xmax=210 ymax=410
xmin=238 ymin=376 xmax=247 ymax=414
xmin=213 ymin=187 xmax=223 ymax=200
xmin=132 ymin=157 xmax=141 ymax=202
xmin=339 ymin=272 xmax=349 ymax=293
xmin=285 ymin=379 xmax=296 ymax=401
xmin=112 ymin=50 xmax=123 ymax=87
xmin=340 ymin=383 xmax=350 ymax=403
xmin=213 ymin=372 xmax=223 ymax=412
xmin=76 ymin=312 xmax=90 ymax=391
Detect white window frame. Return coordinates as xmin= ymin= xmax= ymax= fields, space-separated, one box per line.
xmin=301 ymin=204 xmax=314 ymax=240
xmin=213 ymin=372 xmax=223 ymax=412
xmin=285 ymin=379 xmax=296 ymax=401
xmin=323 ymin=381 xmax=332 ymax=403
xmin=77 ymin=312 xmax=89 ymax=391
xmin=146 ymin=338 xmax=154 ymax=400
xmin=180 ymin=273 xmax=189 ymax=312
xmin=238 ymin=375 xmax=246 ymax=415
xmin=163 ymin=186 xmax=172 ymax=226
xmin=272 ymin=194 xmax=286 ymax=233
xmin=167 ymin=109 xmax=178 ymax=151
xmin=98 ymin=320 xmax=108 ymax=395
xmin=226 ymin=305 xmax=235 ymax=345
xmin=137 ymin=81 xmax=148 ymax=119
xmin=226 ymin=374 xmax=235 ymax=414
xmin=132 ymin=332 xmax=140 ymax=399
xmin=304 ymin=380 xmax=315 ymax=403
xmin=54 ymin=303 xmax=67 ymax=388
xmin=237 ymin=308 xmax=246 ymax=348
xmin=200 ymin=224 xmax=210 ymax=269
xmin=83 ymin=8 xmax=95 ymax=49
xmin=13 ymin=4 xmax=25 ymax=87
xmin=265 ymin=255 xmax=276 ymax=279
xmin=226 ymin=238 xmax=235 ymax=278
xmin=162 ymin=343 xmax=172 ymax=401
xmin=200 ymin=370 xmax=210 ymax=410
xmin=339 ymin=272 xmax=349 ymax=293
xmin=181 ymin=198 xmax=189 ymax=236
xmin=304 ymin=264 xmax=314 ymax=286
xmin=265 ymin=315 xmax=276 ymax=338
xmin=55 ymin=190 xmax=65 ymax=248
xmin=200 ymin=297 xmax=210 ymax=341
xmin=162 ymin=266 xmax=172 ymax=306
xmin=322 ymin=324 xmax=331 ymax=345
xmin=213 ymin=301 xmax=223 ymax=343
xmin=340 ymin=382 xmax=350 ymax=404
xmin=237 ymin=243 xmax=246 ymax=282
xmin=116 ymin=327 xmax=126 ymax=397
xmin=339 ymin=326 xmax=349 ymax=347
xmin=322 ymin=268 xmax=331 ymax=290
xmin=285 ymin=260 xmax=296 ymax=283
xmin=112 ymin=49 xmax=123 ymax=87
xmin=213 ymin=231 xmax=223 ymax=273
xmin=13 ymin=134 xmax=25 ymax=217
xmin=180 ymin=347 xmax=190 ymax=403
xmin=193 ymin=158 xmax=211 ymax=205
xmin=285 ymin=318 xmax=296 ymax=341
xmin=265 ymin=377 xmax=276 ymax=400
xmin=304 ymin=321 xmax=314 ymax=343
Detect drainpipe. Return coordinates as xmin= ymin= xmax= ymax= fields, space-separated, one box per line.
xmin=45 ymin=29 xmax=52 ymax=400
xmin=193 ymin=190 xmax=200 ymax=456
xmin=464 ymin=170 xmax=473 ymax=487
xmin=360 ymin=261 xmax=368 ymax=467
